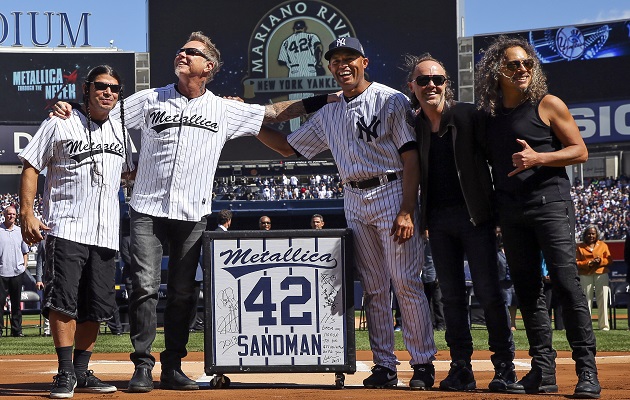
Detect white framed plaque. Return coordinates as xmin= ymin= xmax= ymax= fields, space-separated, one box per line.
xmin=203 ymin=229 xmax=356 ymax=376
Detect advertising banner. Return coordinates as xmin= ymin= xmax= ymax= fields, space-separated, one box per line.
xmin=0 ymin=52 xmax=136 ymax=123
xmin=473 ymin=20 xmax=630 ymax=104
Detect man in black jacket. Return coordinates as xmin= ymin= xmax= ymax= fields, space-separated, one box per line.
xmin=403 ymin=54 xmax=515 ymax=392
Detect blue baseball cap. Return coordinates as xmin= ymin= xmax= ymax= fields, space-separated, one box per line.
xmin=324 ymin=37 xmax=365 ymax=61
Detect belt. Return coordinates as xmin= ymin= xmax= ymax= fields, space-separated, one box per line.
xmin=347 ymin=172 xmax=398 ymax=190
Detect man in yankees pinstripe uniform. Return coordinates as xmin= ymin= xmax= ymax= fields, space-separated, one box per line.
xmin=19 ymin=65 xmax=133 ymax=398
xmin=53 ymin=31 xmax=335 ymax=393
xmin=262 ymin=36 xmax=437 ymax=390
xmin=278 ymin=20 xmax=324 ymax=130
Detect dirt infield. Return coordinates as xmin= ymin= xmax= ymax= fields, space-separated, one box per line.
xmin=0 ymin=350 xmax=628 ymax=399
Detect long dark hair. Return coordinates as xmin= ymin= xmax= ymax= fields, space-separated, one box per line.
xmin=474 ymin=36 xmax=548 ymax=116
xmin=82 ymin=65 xmax=130 ymax=183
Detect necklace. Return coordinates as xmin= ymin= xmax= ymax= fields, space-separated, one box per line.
xmin=499 ymin=98 xmax=527 ymax=116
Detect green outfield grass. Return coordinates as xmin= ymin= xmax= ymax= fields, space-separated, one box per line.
xmin=0 ymin=311 xmax=628 ymax=356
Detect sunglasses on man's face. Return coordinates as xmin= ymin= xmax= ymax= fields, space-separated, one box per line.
xmin=414 ymin=75 xmax=447 ymax=87
xmin=176 ymin=47 xmax=210 ymax=60
xmin=504 ymin=58 xmax=535 ymax=71
xmin=90 ymin=81 xmax=122 ymax=93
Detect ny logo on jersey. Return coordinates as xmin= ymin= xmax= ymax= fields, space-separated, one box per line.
xmin=356 ymin=116 xmax=380 ymax=142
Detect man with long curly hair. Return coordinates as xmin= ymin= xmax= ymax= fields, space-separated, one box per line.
xmin=475 ymin=36 xmax=600 ymax=399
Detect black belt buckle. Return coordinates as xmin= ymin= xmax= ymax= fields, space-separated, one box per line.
xmin=350 ymin=173 xmax=397 ymax=190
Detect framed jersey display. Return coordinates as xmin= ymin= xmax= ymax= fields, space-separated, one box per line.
xmin=203 ymin=228 xmax=355 ymax=385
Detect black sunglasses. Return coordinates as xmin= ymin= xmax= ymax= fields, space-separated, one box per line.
xmin=89 ymin=81 xmax=122 ymax=93
xmin=504 ymin=58 xmax=534 ymax=71
xmin=176 ymin=47 xmax=210 ymax=60
xmin=414 ymin=75 xmax=447 ymax=86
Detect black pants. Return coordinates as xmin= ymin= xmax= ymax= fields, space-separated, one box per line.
xmin=500 ymin=200 xmax=596 ymax=376
xmin=0 ymin=271 xmax=24 ymax=335
xmin=429 ymin=205 xmax=514 ymax=365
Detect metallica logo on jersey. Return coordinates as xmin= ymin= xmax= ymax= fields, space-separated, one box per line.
xmin=66 ymin=140 xmax=124 ymax=163
xmin=149 ymin=110 xmax=219 ymax=133
xmin=243 ymin=1 xmax=355 ymax=103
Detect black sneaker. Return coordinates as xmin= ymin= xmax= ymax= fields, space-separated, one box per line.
xmin=506 ymin=368 xmax=558 ymax=394
xmin=439 ymin=360 xmax=476 ymax=391
xmin=362 ymin=365 xmax=398 ymax=388
xmin=488 ymin=361 xmax=517 ymax=392
xmin=409 ymin=363 xmax=434 ymax=390
xmin=75 ymin=370 xmax=117 ymax=393
xmin=50 ymin=370 xmax=77 ymax=399
xmin=574 ymin=370 xmax=601 ymax=399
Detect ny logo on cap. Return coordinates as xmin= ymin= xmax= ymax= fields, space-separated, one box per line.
xmin=336 ymin=38 xmax=346 ymax=46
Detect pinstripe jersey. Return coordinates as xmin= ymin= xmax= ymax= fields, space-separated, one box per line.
xmin=18 ymin=110 xmax=132 ymax=250
xmin=287 ymin=82 xmax=415 ymax=182
xmin=278 ymin=32 xmax=321 ymax=76
xmin=288 ymin=82 xmax=436 ymax=368
xmin=112 ymin=84 xmax=265 ymax=221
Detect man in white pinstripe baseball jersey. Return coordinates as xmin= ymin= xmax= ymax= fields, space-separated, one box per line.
xmin=261 ymin=36 xmax=437 ymax=390
xmin=19 ymin=65 xmax=133 ymax=398
xmin=52 ymin=31 xmax=336 ymax=393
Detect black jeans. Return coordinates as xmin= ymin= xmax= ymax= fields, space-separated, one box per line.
xmin=499 ymin=200 xmax=596 ymax=376
xmin=129 ymin=209 xmax=206 ymax=370
xmin=428 ymin=205 xmax=514 ymax=365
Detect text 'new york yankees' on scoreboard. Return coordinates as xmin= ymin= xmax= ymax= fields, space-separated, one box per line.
xmin=203 ymin=229 xmax=356 ymax=375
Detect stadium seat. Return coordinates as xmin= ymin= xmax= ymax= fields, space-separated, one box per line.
xmin=354 ymin=281 xmax=366 ymax=331
xmin=610 ymin=281 xmax=630 ymax=330
xmin=3 ymin=290 xmax=41 ymax=336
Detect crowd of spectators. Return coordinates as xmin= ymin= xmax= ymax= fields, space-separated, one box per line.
xmin=212 ymin=173 xmax=345 ymax=201
xmin=2 ymin=174 xmax=629 ymax=240
xmin=0 ymin=193 xmax=43 ymax=225
xmin=571 ymin=176 xmax=630 ymax=240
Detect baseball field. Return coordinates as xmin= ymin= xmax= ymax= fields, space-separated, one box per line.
xmin=1 ymin=315 xmax=628 ymax=399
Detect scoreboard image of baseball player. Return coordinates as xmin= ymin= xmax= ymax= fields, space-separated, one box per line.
xmin=278 ymin=20 xmax=325 ymax=130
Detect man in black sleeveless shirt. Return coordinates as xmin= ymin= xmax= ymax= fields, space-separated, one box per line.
xmin=476 ymin=36 xmax=600 ymax=399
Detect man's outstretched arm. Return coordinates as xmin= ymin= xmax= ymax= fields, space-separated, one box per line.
xmin=263 ymin=93 xmax=340 ymax=123
xmin=256 ymin=125 xmax=296 ymax=157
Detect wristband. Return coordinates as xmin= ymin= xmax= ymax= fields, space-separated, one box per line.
xmin=302 ymin=94 xmax=329 ymax=114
